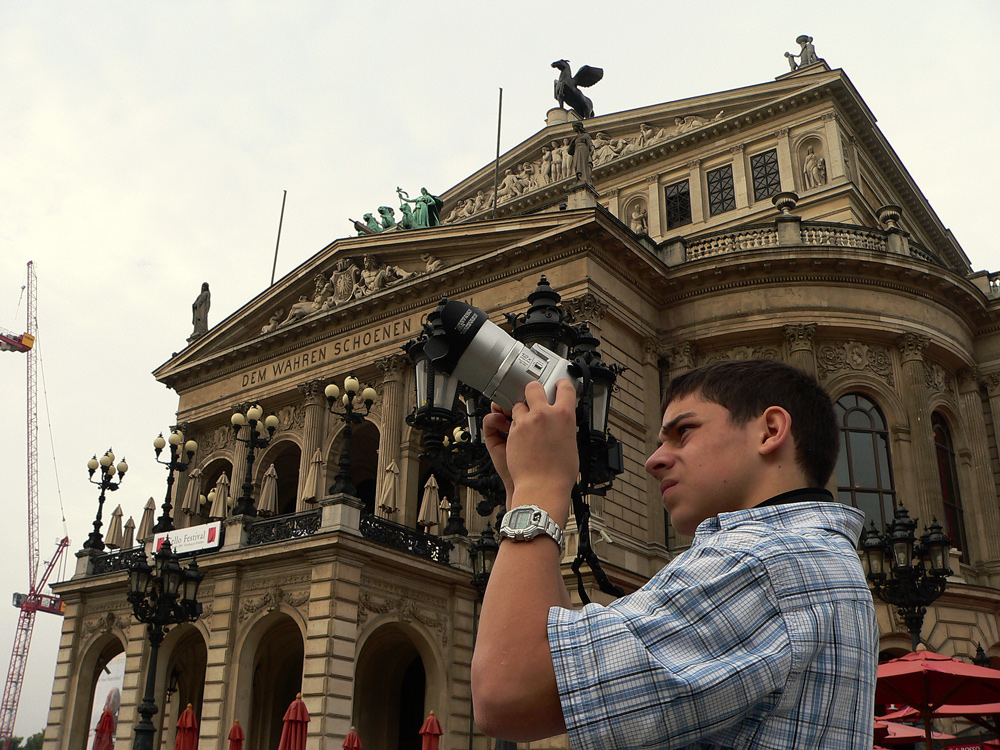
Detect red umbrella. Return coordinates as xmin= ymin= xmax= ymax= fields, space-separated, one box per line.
xmin=419 ymin=710 xmax=443 ymax=750
xmin=882 ymin=701 xmax=1000 ymax=736
xmin=342 ymin=726 xmax=362 ymax=750
xmin=175 ymin=703 xmax=199 ymax=750
xmin=876 ymin=720 xmax=955 ymax=744
xmin=877 ymin=650 xmax=1000 ymax=749
xmin=227 ymin=720 xmax=245 ymax=750
xmin=277 ymin=692 xmax=310 ymax=750
xmin=92 ymin=707 xmax=115 ymax=750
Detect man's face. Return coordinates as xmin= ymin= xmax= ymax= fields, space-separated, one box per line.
xmin=644 ymin=392 xmax=760 ymax=536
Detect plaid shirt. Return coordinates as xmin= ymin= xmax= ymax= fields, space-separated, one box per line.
xmin=549 ymin=500 xmax=877 ymax=749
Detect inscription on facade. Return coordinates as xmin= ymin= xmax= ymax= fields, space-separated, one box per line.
xmin=238 ymin=317 xmax=415 ymax=390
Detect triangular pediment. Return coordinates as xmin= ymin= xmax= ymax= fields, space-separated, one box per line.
xmin=153 ymin=207 xmax=649 ymax=390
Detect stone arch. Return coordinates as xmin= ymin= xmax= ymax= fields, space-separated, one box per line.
xmin=325 ymin=418 xmax=381 ymax=515
xmin=193 ymin=457 xmax=234 ymax=524
xmin=230 ymin=608 xmax=307 ymax=750
xmin=68 ymin=629 xmax=127 ymax=750
xmin=255 ymin=437 xmax=303 ymax=516
xmin=157 ymin=622 xmax=209 ymax=749
xmin=823 ymin=371 xmax=908 ymax=431
xmin=354 ymin=618 xmax=447 ymax=750
xmin=795 ymin=133 xmax=827 ymax=192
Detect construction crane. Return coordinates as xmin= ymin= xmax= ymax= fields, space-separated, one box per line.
xmin=0 ymin=262 xmax=69 ymax=748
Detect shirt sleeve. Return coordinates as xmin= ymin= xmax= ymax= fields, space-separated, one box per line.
xmin=548 ymin=547 xmax=792 ymax=750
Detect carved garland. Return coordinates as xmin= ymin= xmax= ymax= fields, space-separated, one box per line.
xmin=816 ymin=341 xmax=894 ymax=386
xmin=357 ymin=592 xmax=448 ymax=647
xmin=238 ymin=586 xmax=310 ymax=623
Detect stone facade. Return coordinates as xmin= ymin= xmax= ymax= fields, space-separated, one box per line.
xmin=45 ymin=61 xmax=1000 ymax=749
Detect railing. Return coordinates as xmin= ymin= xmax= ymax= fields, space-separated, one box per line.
xmin=246 ymin=508 xmax=322 ymax=546
xmin=360 ymin=514 xmax=452 ymax=565
xmin=685 ymin=227 xmax=778 ymax=260
xmin=91 ymin=547 xmax=147 ymax=576
xmin=800 ymin=223 xmax=887 ymax=251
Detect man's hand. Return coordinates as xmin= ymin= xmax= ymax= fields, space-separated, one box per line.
xmin=483 ymin=403 xmax=515 ymax=501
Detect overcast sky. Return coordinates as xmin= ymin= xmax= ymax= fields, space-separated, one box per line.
xmin=1 ymin=0 xmax=998 ymax=737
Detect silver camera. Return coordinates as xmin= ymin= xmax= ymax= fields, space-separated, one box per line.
xmin=423 ymin=301 xmax=581 ymax=410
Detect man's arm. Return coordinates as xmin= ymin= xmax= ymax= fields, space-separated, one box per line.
xmin=471 ymin=380 xmax=577 ymax=741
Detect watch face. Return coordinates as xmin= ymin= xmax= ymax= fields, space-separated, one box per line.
xmin=507 ymin=507 xmax=539 ymax=530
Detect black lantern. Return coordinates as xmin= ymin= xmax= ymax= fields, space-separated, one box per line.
xmin=230 ymin=404 xmax=279 ymax=517
xmin=862 ymin=504 xmax=951 ymax=650
xmin=84 ymin=449 xmax=129 ymax=552
xmin=151 ymin=427 xmax=198 ymax=534
xmin=326 ymin=375 xmax=377 ymax=497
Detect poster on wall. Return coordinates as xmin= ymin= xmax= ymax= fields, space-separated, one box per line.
xmin=87 ymin=651 xmax=126 ymax=750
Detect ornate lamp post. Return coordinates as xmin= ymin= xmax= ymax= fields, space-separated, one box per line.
xmin=83 ymin=449 xmax=128 ymax=551
xmin=325 ymin=375 xmax=377 ymax=497
xmin=151 ymin=428 xmax=198 ymax=533
xmin=126 ymin=538 xmax=203 ymax=750
xmin=860 ymin=505 xmax=952 ymax=651
xmin=230 ymin=404 xmax=279 ymax=517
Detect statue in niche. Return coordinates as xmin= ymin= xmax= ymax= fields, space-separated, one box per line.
xmin=377 ymin=206 xmax=396 ymax=229
xmin=261 ymin=308 xmax=284 ymax=334
xmin=329 ymin=258 xmax=362 ymax=306
xmin=189 ymin=282 xmax=211 ymax=341
xmin=630 ymin=203 xmax=648 ymax=234
xmin=802 ymin=145 xmax=827 ymax=189
xmin=551 ymin=60 xmax=604 ymax=119
xmin=569 ymin=121 xmax=594 ymax=184
xmin=396 ymin=187 xmax=443 ymax=228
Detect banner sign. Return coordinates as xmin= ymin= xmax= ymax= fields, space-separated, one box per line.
xmin=153 ymin=522 xmax=222 ymax=555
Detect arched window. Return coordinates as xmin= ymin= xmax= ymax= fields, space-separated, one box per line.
xmin=835 ymin=394 xmax=896 ymax=530
xmin=934 ymin=412 xmax=968 ymax=563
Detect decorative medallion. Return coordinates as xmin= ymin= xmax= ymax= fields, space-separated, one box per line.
xmin=238 ymin=586 xmax=310 ymax=623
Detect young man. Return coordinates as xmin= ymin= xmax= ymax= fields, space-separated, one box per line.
xmin=471 ymin=359 xmax=877 ymax=749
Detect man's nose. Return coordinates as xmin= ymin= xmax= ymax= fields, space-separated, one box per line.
xmin=644 ymin=445 xmax=673 ymax=476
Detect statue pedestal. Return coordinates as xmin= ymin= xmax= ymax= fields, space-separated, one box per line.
xmin=545 ymin=107 xmax=580 ymax=127
xmin=320 ymin=493 xmax=364 ymax=535
xmin=563 ymin=181 xmax=600 ymax=210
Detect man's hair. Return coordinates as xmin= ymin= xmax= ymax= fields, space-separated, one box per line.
xmin=661 ymin=359 xmax=839 ymax=487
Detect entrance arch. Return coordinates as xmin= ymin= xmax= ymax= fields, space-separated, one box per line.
xmin=69 ymin=631 xmax=126 ymax=750
xmin=158 ymin=623 xmax=208 ymax=750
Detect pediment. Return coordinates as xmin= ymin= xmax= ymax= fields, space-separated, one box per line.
xmin=153 ymin=209 xmax=642 ymax=390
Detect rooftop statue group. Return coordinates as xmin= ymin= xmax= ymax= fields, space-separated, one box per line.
xmin=784 ymin=35 xmax=822 ymax=71
xmin=261 ymin=253 xmax=444 ymax=333
xmin=352 ymin=187 xmax=444 ymax=236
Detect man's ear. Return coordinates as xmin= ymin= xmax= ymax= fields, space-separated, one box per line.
xmin=758 ymin=406 xmax=793 ymax=457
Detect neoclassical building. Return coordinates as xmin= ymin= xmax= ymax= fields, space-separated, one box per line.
xmin=45 ymin=56 xmax=1000 ymax=750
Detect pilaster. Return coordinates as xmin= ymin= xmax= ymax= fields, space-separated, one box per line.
xmin=820 ymin=112 xmax=847 ymax=182
xmin=297 ymin=379 xmax=327 ymax=510
xmin=645 ymin=174 xmax=661 ymax=239
xmin=686 ymin=159 xmax=704 ymax=224
xmin=374 ymin=355 xmax=408 ymax=513
xmin=783 ymin=324 xmax=817 ymax=377
xmin=201 ymin=571 xmax=239 ymax=745
xmin=773 ymin=127 xmax=794 ymax=194
xmin=730 ymin=144 xmax=749 ymax=210
xmin=958 ymin=369 xmax=1000 ymax=563
xmin=895 ymin=333 xmax=938 ymax=525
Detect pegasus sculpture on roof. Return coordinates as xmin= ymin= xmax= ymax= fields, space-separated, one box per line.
xmin=552 ymin=59 xmax=604 ymax=119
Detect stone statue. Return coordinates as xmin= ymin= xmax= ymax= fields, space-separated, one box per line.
xmin=551 ymin=60 xmax=604 ymax=119
xmin=396 ymin=187 xmax=443 ymax=228
xmin=796 ymin=35 xmax=819 ymax=67
xmin=630 ymin=203 xmax=648 ymax=235
xmin=281 ymin=295 xmax=319 ymax=326
xmin=422 ymin=254 xmax=443 ymax=273
xmin=802 ymin=145 xmax=827 ymax=189
xmin=330 ymin=258 xmax=362 ymax=306
xmin=377 ymin=206 xmax=396 ymax=229
xmin=568 ymin=122 xmax=594 ymax=184
xmin=189 ymin=282 xmax=210 ymax=341
xmin=784 ymin=51 xmax=798 ymax=72
xmin=261 ymin=308 xmax=283 ymax=334
xmin=357 ymin=254 xmax=415 ymax=296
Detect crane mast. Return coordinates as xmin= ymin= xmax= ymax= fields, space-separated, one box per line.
xmin=0 ymin=262 xmax=67 ymax=747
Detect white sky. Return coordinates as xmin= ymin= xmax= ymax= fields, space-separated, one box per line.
xmin=1 ymin=0 xmax=998 ymax=737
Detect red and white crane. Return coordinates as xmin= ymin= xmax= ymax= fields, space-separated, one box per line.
xmin=0 ymin=262 xmax=69 ymax=748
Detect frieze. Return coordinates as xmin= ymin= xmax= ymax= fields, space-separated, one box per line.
xmin=360 ymin=571 xmax=447 ymax=610
xmin=238 ymin=586 xmax=310 ymax=623
xmin=357 ymin=592 xmax=448 ymax=647
xmin=923 ymin=362 xmax=954 ymax=397
xmin=706 ymin=346 xmax=780 ymax=363
xmin=816 ymin=341 xmax=894 ymax=386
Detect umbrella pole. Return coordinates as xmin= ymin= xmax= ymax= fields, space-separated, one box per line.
xmin=923 ymin=712 xmax=933 ymax=750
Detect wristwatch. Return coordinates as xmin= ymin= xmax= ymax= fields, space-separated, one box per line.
xmin=499 ymin=505 xmax=565 ymax=552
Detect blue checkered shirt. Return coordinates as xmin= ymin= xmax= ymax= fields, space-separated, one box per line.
xmin=549 ymin=501 xmax=877 ymax=749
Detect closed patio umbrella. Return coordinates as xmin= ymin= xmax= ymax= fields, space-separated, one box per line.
xmin=277 ymin=692 xmax=310 ymax=750
xmin=208 ymin=475 xmax=231 ymax=520
xmin=104 ymin=505 xmax=124 ymax=550
xmin=342 ymin=726 xmax=362 ymax=750
xmin=175 ymin=703 xmax=198 ymax=750
xmin=299 ymin=449 xmax=323 ymax=508
xmin=136 ymin=497 xmax=156 ymax=542
xmin=180 ymin=469 xmax=203 ymax=515
xmin=376 ymin=461 xmax=399 ymax=519
xmin=227 ymin=719 xmax=245 ymax=750
xmin=258 ymin=465 xmax=279 ymax=516
xmin=122 ymin=517 xmax=135 ymax=550
xmin=419 ymin=710 xmax=443 ymax=750
xmin=417 ymin=476 xmax=440 ymax=532
xmin=92 ymin=707 xmax=115 ymax=750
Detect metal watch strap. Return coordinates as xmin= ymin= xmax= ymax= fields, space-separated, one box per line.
xmin=500 ymin=505 xmax=565 ymax=552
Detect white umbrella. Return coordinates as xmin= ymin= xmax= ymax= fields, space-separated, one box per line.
xmin=208 ymin=474 xmax=231 ymax=520
xmin=298 ymin=449 xmax=323 ymax=507
xmin=418 ymin=475 xmax=440 ymax=533
xmin=122 ymin=517 xmax=135 ymax=549
xmin=104 ymin=505 xmax=124 ymax=549
xmin=438 ymin=495 xmax=451 ymax=531
xmin=258 ymin=465 xmax=279 ymax=516
xmin=180 ymin=468 xmax=203 ymax=515
xmin=136 ymin=497 xmax=156 ymax=541
xmin=376 ymin=461 xmax=400 ymax=519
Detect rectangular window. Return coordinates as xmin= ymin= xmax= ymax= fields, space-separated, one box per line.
xmin=750 ymin=149 xmax=781 ymax=201
xmin=706 ymin=165 xmax=736 ymax=216
xmin=664 ymin=179 xmax=692 ymax=229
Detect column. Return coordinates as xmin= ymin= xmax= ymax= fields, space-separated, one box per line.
xmin=297 ymin=379 xmax=327 ymax=507
xmin=374 ymin=354 xmax=408 ymax=508
xmin=958 ymin=369 xmax=1000 ymax=563
xmin=783 ymin=324 xmax=817 ymax=377
xmin=896 ymin=334 xmax=938 ymax=525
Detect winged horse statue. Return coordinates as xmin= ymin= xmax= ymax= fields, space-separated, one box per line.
xmin=552 ymin=60 xmax=604 ymax=119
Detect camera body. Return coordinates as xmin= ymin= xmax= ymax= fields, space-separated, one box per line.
xmin=423 ymin=300 xmax=581 ymax=410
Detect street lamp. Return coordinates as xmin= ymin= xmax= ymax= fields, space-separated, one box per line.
xmin=325 ymin=376 xmax=377 ymax=497
xmin=151 ymin=428 xmax=198 ymax=533
xmin=126 ymin=538 xmax=203 ymax=750
xmin=230 ymin=404 xmax=279 ymax=517
xmin=860 ymin=505 xmax=952 ymax=650
xmin=405 ymin=276 xmax=625 ymax=602
xmin=83 ymin=449 xmax=128 ymax=551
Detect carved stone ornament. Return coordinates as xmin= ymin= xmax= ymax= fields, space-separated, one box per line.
xmin=957 ymin=368 xmax=980 ymax=394
xmin=238 ymin=585 xmax=310 ymax=623
xmin=816 ymin=341 xmax=894 ymax=386
xmin=357 ymin=592 xmax=448 ymax=647
xmin=981 ymin=370 xmax=1000 ymax=396
xmin=297 ymin=379 xmax=325 ymax=402
xmin=563 ymin=292 xmax=608 ymax=324
xmin=923 ymin=362 xmax=954 ymax=397
xmin=896 ymin=333 xmax=930 ymax=363
xmin=82 ymin=611 xmax=126 ymax=639
xmin=199 ymin=424 xmax=235 ymax=454
xmin=668 ymin=342 xmax=698 ymax=372
xmin=706 ymin=346 xmax=780 ymax=363
xmin=783 ymin=324 xmax=816 ymax=353
xmin=376 ymin=353 xmax=409 ymax=381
